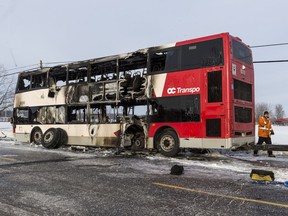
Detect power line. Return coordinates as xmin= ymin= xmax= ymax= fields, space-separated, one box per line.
xmin=1 ymin=70 xmax=24 ymax=78
xmin=253 ymin=59 xmax=288 ymax=64
xmin=4 ymin=64 xmax=39 ymax=72
xmin=3 ymin=61 xmax=73 ymax=73
xmin=251 ymin=42 xmax=288 ymax=48
xmin=44 ymin=61 xmax=74 ymax=65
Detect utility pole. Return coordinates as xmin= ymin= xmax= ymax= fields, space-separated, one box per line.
xmin=9 ymin=48 xmax=18 ymax=67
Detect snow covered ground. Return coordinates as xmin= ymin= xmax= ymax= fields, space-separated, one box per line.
xmin=0 ymin=121 xmax=12 ymax=138
xmin=1 ymin=122 xmax=287 ymax=183
xmin=265 ymin=125 xmax=288 ymax=144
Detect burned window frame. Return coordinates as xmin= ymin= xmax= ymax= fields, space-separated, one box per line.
xmin=149 ymin=47 xmax=180 ymax=74
xmin=14 ymin=107 xmax=30 ymax=124
xmin=68 ymin=65 xmax=89 ymax=85
xmin=16 ymin=71 xmax=49 ymax=92
xmin=14 ymin=106 xmax=67 ymax=125
xmin=31 ymin=72 xmax=47 ymax=89
xmin=89 ymin=53 xmax=148 ymax=103
xmin=16 ymin=74 xmax=32 ymax=92
xmin=48 ymin=66 xmax=67 ymax=89
xmin=91 ymin=60 xmax=118 ymax=82
xmin=67 ymin=105 xmax=89 ymax=124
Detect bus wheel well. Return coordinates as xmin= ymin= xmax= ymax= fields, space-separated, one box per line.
xmin=125 ymin=124 xmax=145 ymax=151
xmin=125 ymin=124 xmax=143 ymax=134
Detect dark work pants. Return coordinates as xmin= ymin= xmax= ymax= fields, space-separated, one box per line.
xmin=253 ymin=137 xmax=273 ymax=155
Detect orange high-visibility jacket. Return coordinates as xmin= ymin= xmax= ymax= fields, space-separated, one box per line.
xmin=258 ymin=116 xmax=272 ymax=138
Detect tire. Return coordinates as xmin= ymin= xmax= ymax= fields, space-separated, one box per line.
xmin=42 ymin=128 xmax=61 ymax=149
xmin=157 ymin=129 xmax=180 ymax=157
xmin=30 ymin=126 xmax=43 ymax=145
xmin=55 ymin=128 xmax=68 ymax=148
xmin=131 ymin=133 xmax=145 ymax=151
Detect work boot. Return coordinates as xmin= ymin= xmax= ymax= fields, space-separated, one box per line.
xmin=268 ymin=154 xmax=276 ymax=157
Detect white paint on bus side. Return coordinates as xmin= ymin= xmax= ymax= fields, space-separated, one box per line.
xmin=152 ymin=73 xmax=167 ymax=97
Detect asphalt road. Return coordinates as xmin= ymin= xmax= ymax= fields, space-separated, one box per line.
xmin=0 ymin=142 xmax=287 ymax=216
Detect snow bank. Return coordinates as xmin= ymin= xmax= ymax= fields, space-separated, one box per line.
xmin=0 ymin=121 xmax=13 ymax=138
xmin=265 ymin=125 xmax=288 ymax=145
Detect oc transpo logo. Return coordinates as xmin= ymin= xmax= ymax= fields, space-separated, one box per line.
xmin=167 ymin=87 xmax=176 ymax=94
xmin=167 ymin=87 xmax=200 ymax=95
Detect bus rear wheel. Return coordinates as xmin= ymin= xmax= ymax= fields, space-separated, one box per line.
xmin=30 ymin=127 xmax=43 ymax=145
xmin=55 ymin=128 xmax=68 ymax=148
xmin=42 ymin=128 xmax=61 ymax=149
xmin=157 ymin=129 xmax=180 ymax=157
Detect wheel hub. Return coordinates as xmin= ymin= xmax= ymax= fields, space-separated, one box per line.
xmin=44 ymin=132 xmax=54 ymax=143
xmin=160 ymin=136 xmax=175 ymax=152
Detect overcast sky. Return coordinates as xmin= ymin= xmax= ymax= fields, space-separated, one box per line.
xmin=1 ymin=0 xmax=288 ymax=114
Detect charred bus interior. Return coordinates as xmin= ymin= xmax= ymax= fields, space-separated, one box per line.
xmin=14 ymin=51 xmax=151 ymax=150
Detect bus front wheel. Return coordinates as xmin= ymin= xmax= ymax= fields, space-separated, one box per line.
xmin=157 ymin=129 xmax=180 ymax=157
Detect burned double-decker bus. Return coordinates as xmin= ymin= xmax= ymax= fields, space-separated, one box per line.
xmin=12 ymin=33 xmax=254 ymax=156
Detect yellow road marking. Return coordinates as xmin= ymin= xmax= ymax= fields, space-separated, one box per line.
xmin=0 ymin=157 xmax=16 ymax=161
xmin=153 ymin=182 xmax=288 ymax=209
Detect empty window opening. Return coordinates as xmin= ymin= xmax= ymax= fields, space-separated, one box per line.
xmin=91 ymin=60 xmax=117 ymax=82
xmin=15 ymin=108 xmax=29 ymax=123
xmin=68 ymin=65 xmax=88 ymax=84
xmin=49 ymin=66 xmax=67 ymax=89
xmin=17 ymin=74 xmax=31 ymax=91
xmin=150 ymin=47 xmax=180 ymax=73
xmin=67 ymin=106 xmax=88 ymax=123
xmin=31 ymin=73 xmax=47 ymax=89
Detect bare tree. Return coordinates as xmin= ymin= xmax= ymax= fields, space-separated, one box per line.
xmin=0 ymin=65 xmax=15 ymax=113
xmin=275 ymin=104 xmax=285 ymax=120
xmin=255 ymin=102 xmax=274 ymax=121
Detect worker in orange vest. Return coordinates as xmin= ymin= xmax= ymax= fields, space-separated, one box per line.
xmin=253 ymin=111 xmax=275 ymax=157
